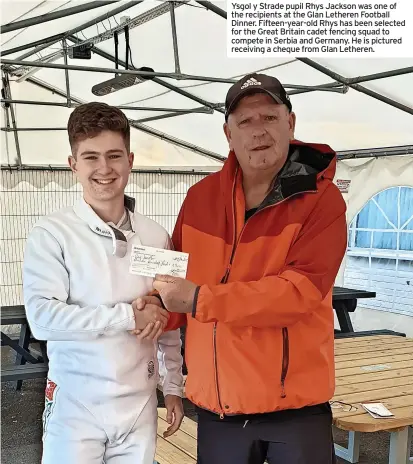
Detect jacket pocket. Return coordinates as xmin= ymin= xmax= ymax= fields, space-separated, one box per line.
xmin=281 ymin=327 xmax=289 ymax=398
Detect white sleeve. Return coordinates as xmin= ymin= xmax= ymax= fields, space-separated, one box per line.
xmin=23 ymin=226 xmax=135 ymax=342
xmin=156 ymin=231 xmax=184 ymax=397
xmin=157 ymin=328 xmax=184 ymax=397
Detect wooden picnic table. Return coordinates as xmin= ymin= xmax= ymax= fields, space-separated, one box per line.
xmin=0 ymin=304 xmax=48 ymax=389
xmin=333 ymin=335 xmax=413 ymax=464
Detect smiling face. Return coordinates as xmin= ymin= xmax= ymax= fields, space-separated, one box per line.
xmin=68 ymin=130 xmax=133 ymax=206
xmin=224 ymin=92 xmax=296 ymax=177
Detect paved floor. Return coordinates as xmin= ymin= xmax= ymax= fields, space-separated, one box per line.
xmin=1 ymin=347 xmax=411 ymax=463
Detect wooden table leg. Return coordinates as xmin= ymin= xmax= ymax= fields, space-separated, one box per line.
xmin=389 ymin=427 xmax=410 ymax=464
xmin=334 ymin=431 xmax=360 ymax=463
xmin=334 ymin=300 xmax=356 ymax=333
xmin=14 ymin=323 xmax=31 ymax=390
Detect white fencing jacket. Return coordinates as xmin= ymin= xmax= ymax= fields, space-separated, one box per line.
xmin=23 ymin=195 xmax=183 ymax=441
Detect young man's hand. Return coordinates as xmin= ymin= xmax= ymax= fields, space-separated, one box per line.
xmin=163 ymin=394 xmax=184 ymax=437
xmin=130 ymin=295 xmax=169 ymax=340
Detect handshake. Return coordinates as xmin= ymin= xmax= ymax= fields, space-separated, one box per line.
xmin=129 ymin=273 xmax=198 ymax=340
xmin=129 ymin=294 xmax=169 ymax=341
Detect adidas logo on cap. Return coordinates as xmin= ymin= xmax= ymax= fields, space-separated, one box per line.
xmin=241 ymin=77 xmax=261 ymax=90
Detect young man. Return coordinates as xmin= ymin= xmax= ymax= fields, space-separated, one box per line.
xmin=22 ymin=102 xmax=184 ymax=464
xmin=153 ymin=73 xmax=347 ymax=463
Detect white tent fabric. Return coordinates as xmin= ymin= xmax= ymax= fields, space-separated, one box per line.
xmin=337 ymin=156 xmax=413 ymax=225
xmin=1 ymin=0 xmax=412 ymax=167
xmin=1 ymin=79 xmax=223 ymax=167
xmin=335 ymin=155 xmax=413 ymax=285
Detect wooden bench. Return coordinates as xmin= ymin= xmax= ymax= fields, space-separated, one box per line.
xmin=1 ymin=363 xmax=48 ymax=382
xmin=155 ymin=408 xmax=197 ymax=464
xmin=333 ymin=335 xmax=413 ymax=464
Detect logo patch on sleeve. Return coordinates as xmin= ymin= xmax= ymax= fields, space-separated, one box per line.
xmin=43 ymin=379 xmax=58 ymax=434
xmin=45 ymin=379 xmax=57 ymax=402
xmin=147 ymin=360 xmax=155 ymax=379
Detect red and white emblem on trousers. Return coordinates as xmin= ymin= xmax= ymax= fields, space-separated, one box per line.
xmin=45 ymin=379 xmax=57 ymax=402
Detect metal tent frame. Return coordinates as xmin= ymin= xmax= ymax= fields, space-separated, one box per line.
xmin=1 ymin=0 xmax=412 ymax=170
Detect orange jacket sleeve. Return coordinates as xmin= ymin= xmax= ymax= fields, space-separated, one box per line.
xmin=193 ymin=186 xmax=347 ymax=328
xmin=164 ymin=312 xmax=186 ymax=331
xmin=171 ymin=201 xmax=185 ymax=253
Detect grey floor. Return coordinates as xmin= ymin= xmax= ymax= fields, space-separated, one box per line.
xmin=1 ymin=347 xmax=411 ymax=464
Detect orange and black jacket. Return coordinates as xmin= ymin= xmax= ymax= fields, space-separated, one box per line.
xmin=167 ymin=140 xmax=347 ymax=417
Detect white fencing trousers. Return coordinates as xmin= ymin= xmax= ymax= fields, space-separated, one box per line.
xmin=41 ymin=380 xmax=158 ymax=464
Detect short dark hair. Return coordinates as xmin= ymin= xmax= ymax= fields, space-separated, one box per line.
xmin=67 ymin=102 xmax=130 ymax=155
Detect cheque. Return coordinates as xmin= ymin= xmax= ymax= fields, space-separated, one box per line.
xmin=129 ymin=245 xmax=189 ymax=279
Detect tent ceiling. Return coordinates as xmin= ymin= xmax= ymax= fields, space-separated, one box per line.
xmin=1 ymin=0 xmax=412 ymax=167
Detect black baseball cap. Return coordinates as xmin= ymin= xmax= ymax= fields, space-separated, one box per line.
xmin=225 ymin=73 xmax=292 ymax=121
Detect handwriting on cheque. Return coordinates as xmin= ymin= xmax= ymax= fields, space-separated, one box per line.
xmin=129 ymin=245 xmax=189 ymax=278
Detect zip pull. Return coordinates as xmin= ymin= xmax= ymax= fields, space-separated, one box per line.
xmin=219 ymin=413 xmax=224 ymax=419
xmin=281 ymin=380 xmax=286 ymax=398
xmin=221 ymin=263 xmax=232 ymax=283
xmin=243 ymin=420 xmax=249 ymax=428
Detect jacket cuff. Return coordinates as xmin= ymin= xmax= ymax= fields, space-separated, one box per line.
xmin=162 ymin=384 xmax=184 ymax=398
xmin=192 ymin=286 xmax=200 ymax=318
xmin=127 ymin=304 xmax=137 ymax=331
xmin=153 ymin=293 xmax=166 ymax=309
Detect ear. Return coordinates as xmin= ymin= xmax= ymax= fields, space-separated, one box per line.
xmin=288 ymin=111 xmax=296 ymax=140
xmin=68 ymin=155 xmax=77 ymax=173
xmin=223 ymin=122 xmax=233 ymax=149
xmin=128 ymin=152 xmax=134 ymax=170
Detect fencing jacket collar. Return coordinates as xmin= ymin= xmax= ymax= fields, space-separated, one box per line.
xmin=73 ymin=195 xmax=136 ymax=258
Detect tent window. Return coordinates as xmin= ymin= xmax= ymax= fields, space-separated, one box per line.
xmin=349 ymin=186 xmax=413 ymax=252
xmin=345 ymin=186 xmax=413 ymax=316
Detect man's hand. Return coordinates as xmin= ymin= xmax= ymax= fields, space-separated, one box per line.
xmin=153 ymin=275 xmax=197 ymax=314
xmin=163 ymin=394 xmax=184 ymax=437
xmin=131 ymin=295 xmax=169 ymax=341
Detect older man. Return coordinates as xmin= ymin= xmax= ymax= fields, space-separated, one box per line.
xmin=154 ymin=73 xmax=347 ymax=463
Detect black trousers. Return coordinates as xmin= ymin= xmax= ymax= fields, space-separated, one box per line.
xmin=196 ymin=403 xmax=337 ymax=464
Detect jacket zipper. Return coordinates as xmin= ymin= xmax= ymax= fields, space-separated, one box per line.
xmin=281 ymin=327 xmax=289 ymax=398
xmin=212 ymin=324 xmax=224 ymax=419
xmin=212 ymin=175 xmax=238 ymax=419
xmin=213 ymin=180 xmax=316 ymax=417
